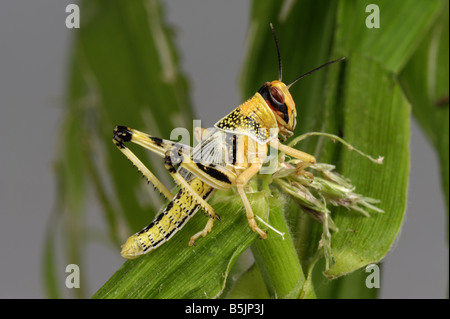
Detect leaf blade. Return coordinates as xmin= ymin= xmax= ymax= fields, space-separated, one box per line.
xmin=93 ymin=192 xmax=265 ymax=298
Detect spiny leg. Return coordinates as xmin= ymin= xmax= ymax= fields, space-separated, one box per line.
xmin=113 ymin=126 xmax=173 ymax=200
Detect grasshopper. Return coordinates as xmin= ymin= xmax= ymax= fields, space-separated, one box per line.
xmin=113 ymin=24 xmax=344 ymax=259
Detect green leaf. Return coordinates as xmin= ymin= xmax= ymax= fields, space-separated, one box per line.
xmin=71 ymin=0 xmax=194 ymax=231
xmin=313 ymin=259 xmax=380 ymax=299
xmin=399 ymin=4 xmax=449 ymax=213
xmin=50 ymin=0 xmax=194 ymax=297
xmin=335 ymin=0 xmax=442 ymax=73
xmin=93 ymin=191 xmax=265 ymax=298
xmin=323 ymin=53 xmax=410 ymax=278
xmin=240 ymin=0 xmax=439 ymax=296
xmin=225 ymin=264 xmax=271 ymax=299
xmin=50 ymin=0 xmax=447 ymax=299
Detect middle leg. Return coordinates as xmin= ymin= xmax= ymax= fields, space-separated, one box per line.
xmin=235 ymin=162 xmax=268 ymax=239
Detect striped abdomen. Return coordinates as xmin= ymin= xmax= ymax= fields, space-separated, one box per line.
xmin=120 ymin=177 xmax=214 ymax=259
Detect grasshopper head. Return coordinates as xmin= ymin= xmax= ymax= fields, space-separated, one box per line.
xmin=266 ymin=24 xmax=345 ymax=141
xmin=258 ymin=80 xmax=296 ymax=140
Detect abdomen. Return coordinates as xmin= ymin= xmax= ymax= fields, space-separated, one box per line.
xmin=120 ymin=177 xmax=215 ymax=259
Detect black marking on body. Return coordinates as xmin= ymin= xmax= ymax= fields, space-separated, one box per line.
xmin=114 ymin=126 xmax=133 ymax=143
xmin=164 ymin=154 xmax=177 ymax=173
xmin=140 ymin=237 xmax=148 ymax=250
xmin=173 ymin=143 xmax=184 ymax=156
xmin=165 ymin=201 xmax=175 ymax=214
xmin=149 ymin=136 xmax=164 ymax=147
xmin=155 ymin=221 xmax=168 ymax=237
xmin=216 ymin=108 xmax=269 ymax=142
xmin=195 ymin=163 xmax=231 ymax=184
xmin=222 ymin=133 xmax=237 ymax=165
xmin=228 ymin=133 xmax=237 ymax=165
xmin=113 ymin=140 xmax=126 ymax=149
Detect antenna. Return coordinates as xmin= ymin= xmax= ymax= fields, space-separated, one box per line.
xmin=287 ymin=57 xmax=345 ymax=89
xmin=270 ymin=23 xmax=282 ymax=82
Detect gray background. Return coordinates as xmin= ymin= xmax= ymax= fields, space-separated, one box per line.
xmin=0 ymin=0 xmax=447 ymax=298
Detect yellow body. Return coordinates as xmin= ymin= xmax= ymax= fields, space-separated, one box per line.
xmin=118 ymin=92 xmax=274 ymax=258
xmin=113 ymin=27 xmax=343 ymax=258
xmin=216 ymin=93 xmax=278 ymax=144
xmin=115 ymin=82 xmax=317 ymax=259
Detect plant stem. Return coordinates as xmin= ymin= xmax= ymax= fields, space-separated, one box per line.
xmin=251 ymin=193 xmax=307 ymax=299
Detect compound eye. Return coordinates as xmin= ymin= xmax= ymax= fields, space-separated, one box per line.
xmin=270 ymin=86 xmax=285 ymax=105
